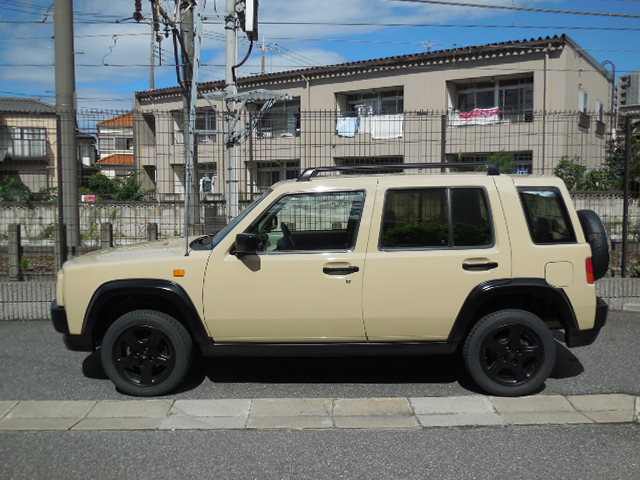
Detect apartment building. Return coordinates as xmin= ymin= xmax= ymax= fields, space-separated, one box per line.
xmin=134 ymin=35 xmax=612 ymax=200
xmin=0 ymin=98 xmax=58 ymax=191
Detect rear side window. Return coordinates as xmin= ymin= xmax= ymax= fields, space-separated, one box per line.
xmin=518 ymin=187 xmax=576 ymax=244
xmin=380 ymin=187 xmax=492 ymax=249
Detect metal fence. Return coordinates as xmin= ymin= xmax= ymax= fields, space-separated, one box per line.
xmin=0 ymin=108 xmax=638 ymax=282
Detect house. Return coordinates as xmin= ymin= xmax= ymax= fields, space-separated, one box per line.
xmin=0 ymin=97 xmax=58 ymax=192
xmin=96 ymin=112 xmax=135 ymax=178
xmin=134 ymin=35 xmax=613 ymax=200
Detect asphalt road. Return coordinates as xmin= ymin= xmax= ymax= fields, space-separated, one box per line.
xmin=1 ymin=311 xmax=638 ymax=401
xmin=2 ymin=424 xmax=639 ymax=479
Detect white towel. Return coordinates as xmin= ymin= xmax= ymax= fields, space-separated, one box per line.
xmin=336 ymin=117 xmax=359 ymax=137
xmin=370 ymin=114 xmax=404 ymax=139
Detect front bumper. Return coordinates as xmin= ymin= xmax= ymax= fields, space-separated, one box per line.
xmin=565 ymin=297 xmax=608 ymax=348
xmin=50 ymin=300 xmax=94 ymax=352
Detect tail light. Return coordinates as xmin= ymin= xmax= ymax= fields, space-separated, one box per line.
xmin=586 ymin=258 xmax=595 ymax=284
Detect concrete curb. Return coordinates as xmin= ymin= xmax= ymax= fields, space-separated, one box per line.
xmin=0 ymin=395 xmax=638 ymax=431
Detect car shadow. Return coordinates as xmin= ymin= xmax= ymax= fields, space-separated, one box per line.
xmin=81 ymin=336 xmax=584 ymax=396
xmin=550 ymin=333 xmax=585 ymax=380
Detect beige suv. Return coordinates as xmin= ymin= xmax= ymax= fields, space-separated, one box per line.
xmin=51 ymin=163 xmax=609 ymax=397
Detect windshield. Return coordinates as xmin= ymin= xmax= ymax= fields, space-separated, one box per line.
xmin=207 ymin=190 xmax=271 ymax=250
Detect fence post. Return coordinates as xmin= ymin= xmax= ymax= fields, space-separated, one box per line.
xmin=147 ymin=223 xmax=158 ymax=241
xmin=100 ymin=223 xmax=113 ymax=249
xmin=55 ymin=223 xmax=67 ymax=271
xmin=621 ymin=116 xmax=632 ymax=277
xmin=440 ymin=114 xmax=447 ymax=165
xmin=8 ymin=224 xmax=22 ymax=281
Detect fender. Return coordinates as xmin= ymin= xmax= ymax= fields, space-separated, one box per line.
xmin=83 ymin=279 xmax=215 ymax=355
xmin=448 ymin=278 xmax=578 ymax=345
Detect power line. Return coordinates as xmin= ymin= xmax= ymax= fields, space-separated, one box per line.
xmin=225 ymin=20 xmax=640 ymax=32
xmin=5 ymin=62 xmax=636 ymax=74
xmin=390 ymin=0 xmax=640 ymax=19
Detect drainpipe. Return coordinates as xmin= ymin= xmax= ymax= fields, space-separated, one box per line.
xmin=301 ymin=74 xmax=311 ymax=110
xmin=601 ymin=60 xmax=616 ymax=138
xmin=542 ymin=47 xmax=549 ymax=174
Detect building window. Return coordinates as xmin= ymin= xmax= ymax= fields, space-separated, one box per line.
xmin=579 ymin=89 xmax=589 ymax=113
xmin=334 ymin=156 xmax=404 ymax=175
xmin=450 ymin=76 xmax=533 ymax=125
xmin=595 ymin=100 xmax=604 ymax=122
xmin=338 ymin=87 xmax=404 ymax=116
xmin=0 ymin=127 xmax=47 ymax=158
xmin=114 ymin=137 xmax=133 ymax=150
xmin=254 ymin=99 xmax=300 ymax=138
xmin=196 ymin=108 xmax=216 ymax=143
xmin=336 ymin=88 xmax=404 ymax=139
xmin=253 ymin=161 xmax=300 ymax=193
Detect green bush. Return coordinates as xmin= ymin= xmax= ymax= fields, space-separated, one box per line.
xmin=0 ymin=177 xmax=57 ymax=202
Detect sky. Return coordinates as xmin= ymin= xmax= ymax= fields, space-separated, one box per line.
xmin=0 ymin=0 xmax=638 ymax=111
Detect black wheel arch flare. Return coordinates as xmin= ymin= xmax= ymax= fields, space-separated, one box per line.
xmin=82 ymin=279 xmax=215 ymax=355
xmin=449 ymin=278 xmax=579 ymax=346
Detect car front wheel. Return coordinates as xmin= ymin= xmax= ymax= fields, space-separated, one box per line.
xmin=100 ymin=310 xmax=193 ymax=396
xmin=463 ymin=309 xmax=556 ymax=397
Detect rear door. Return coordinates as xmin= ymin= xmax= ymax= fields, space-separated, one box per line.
xmin=362 ymin=175 xmax=512 ymax=341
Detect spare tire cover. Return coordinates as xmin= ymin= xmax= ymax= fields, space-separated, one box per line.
xmin=577 ymin=209 xmax=610 ymax=280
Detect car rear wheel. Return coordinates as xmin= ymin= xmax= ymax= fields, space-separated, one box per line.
xmin=463 ymin=309 xmax=556 ymax=397
xmin=100 ymin=310 xmax=192 ymax=396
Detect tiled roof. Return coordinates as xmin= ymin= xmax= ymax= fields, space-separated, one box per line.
xmin=97 ymin=112 xmax=133 ymax=127
xmin=136 ymin=35 xmax=594 ymax=99
xmin=97 ymin=154 xmax=134 ymax=165
xmin=0 ymin=97 xmax=56 ymax=114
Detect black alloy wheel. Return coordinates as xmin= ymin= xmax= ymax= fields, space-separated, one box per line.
xmin=479 ymin=323 xmax=544 ymax=386
xmin=112 ymin=324 xmax=176 ymax=387
xmin=463 ymin=309 xmax=556 ymax=397
xmin=101 ymin=310 xmax=192 ymax=396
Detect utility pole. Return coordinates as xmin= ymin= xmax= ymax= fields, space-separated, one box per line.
xmin=54 ymin=0 xmax=79 ymax=251
xmin=149 ymin=22 xmax=155 ymax=89
xmin=225 ymin=0 xmax=240 ymax=220
xmin=180 ymin=0 xmax=201 ymax=233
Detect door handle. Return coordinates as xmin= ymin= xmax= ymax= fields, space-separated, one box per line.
xmin=323 ymin=266 xmax=360 ymax=275
xmin=463 ymin=262 xmax=498 ymax=271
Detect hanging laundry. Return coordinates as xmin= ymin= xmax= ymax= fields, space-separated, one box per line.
xmin=336 ymin=116 xmax=360 ymax=137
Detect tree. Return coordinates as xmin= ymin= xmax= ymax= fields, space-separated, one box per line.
xmin=87 ymin=172 xmax=148 ymax=201
xmin=0 ymin=177 xmax=57 ymax=202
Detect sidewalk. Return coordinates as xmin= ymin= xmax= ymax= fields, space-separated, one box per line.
xmin=1 ymin=394 xmax=638 ymax=431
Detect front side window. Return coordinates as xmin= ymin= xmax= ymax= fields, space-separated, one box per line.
xmin=380 ymin=187 xmax=492 ymax=249
xmin=248 ymin=191 xmax=365 ymax=252
xmin=519 ymin=188 xmax=576 ymax=244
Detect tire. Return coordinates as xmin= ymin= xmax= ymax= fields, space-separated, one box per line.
xmin=100 ymin=310 xmax=193 ymax=397
xmin=463 ymin=310 xmax=556 ymax=397
xmin=577 ymin=209 xmax=610 ymax=280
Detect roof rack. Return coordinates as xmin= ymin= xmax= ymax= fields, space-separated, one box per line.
xmin=297 ymin=162 xmax=499 ymax=182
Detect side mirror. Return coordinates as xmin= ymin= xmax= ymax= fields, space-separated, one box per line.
xmin=235 ymin=233 xmax=260 ymax=256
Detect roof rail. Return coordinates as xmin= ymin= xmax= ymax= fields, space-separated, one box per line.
xmin=297 ymin=162 xmax=499 ymax=182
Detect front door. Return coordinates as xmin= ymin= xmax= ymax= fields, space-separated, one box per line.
xmin=203 ymin=188 xmax=372 ymax=342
